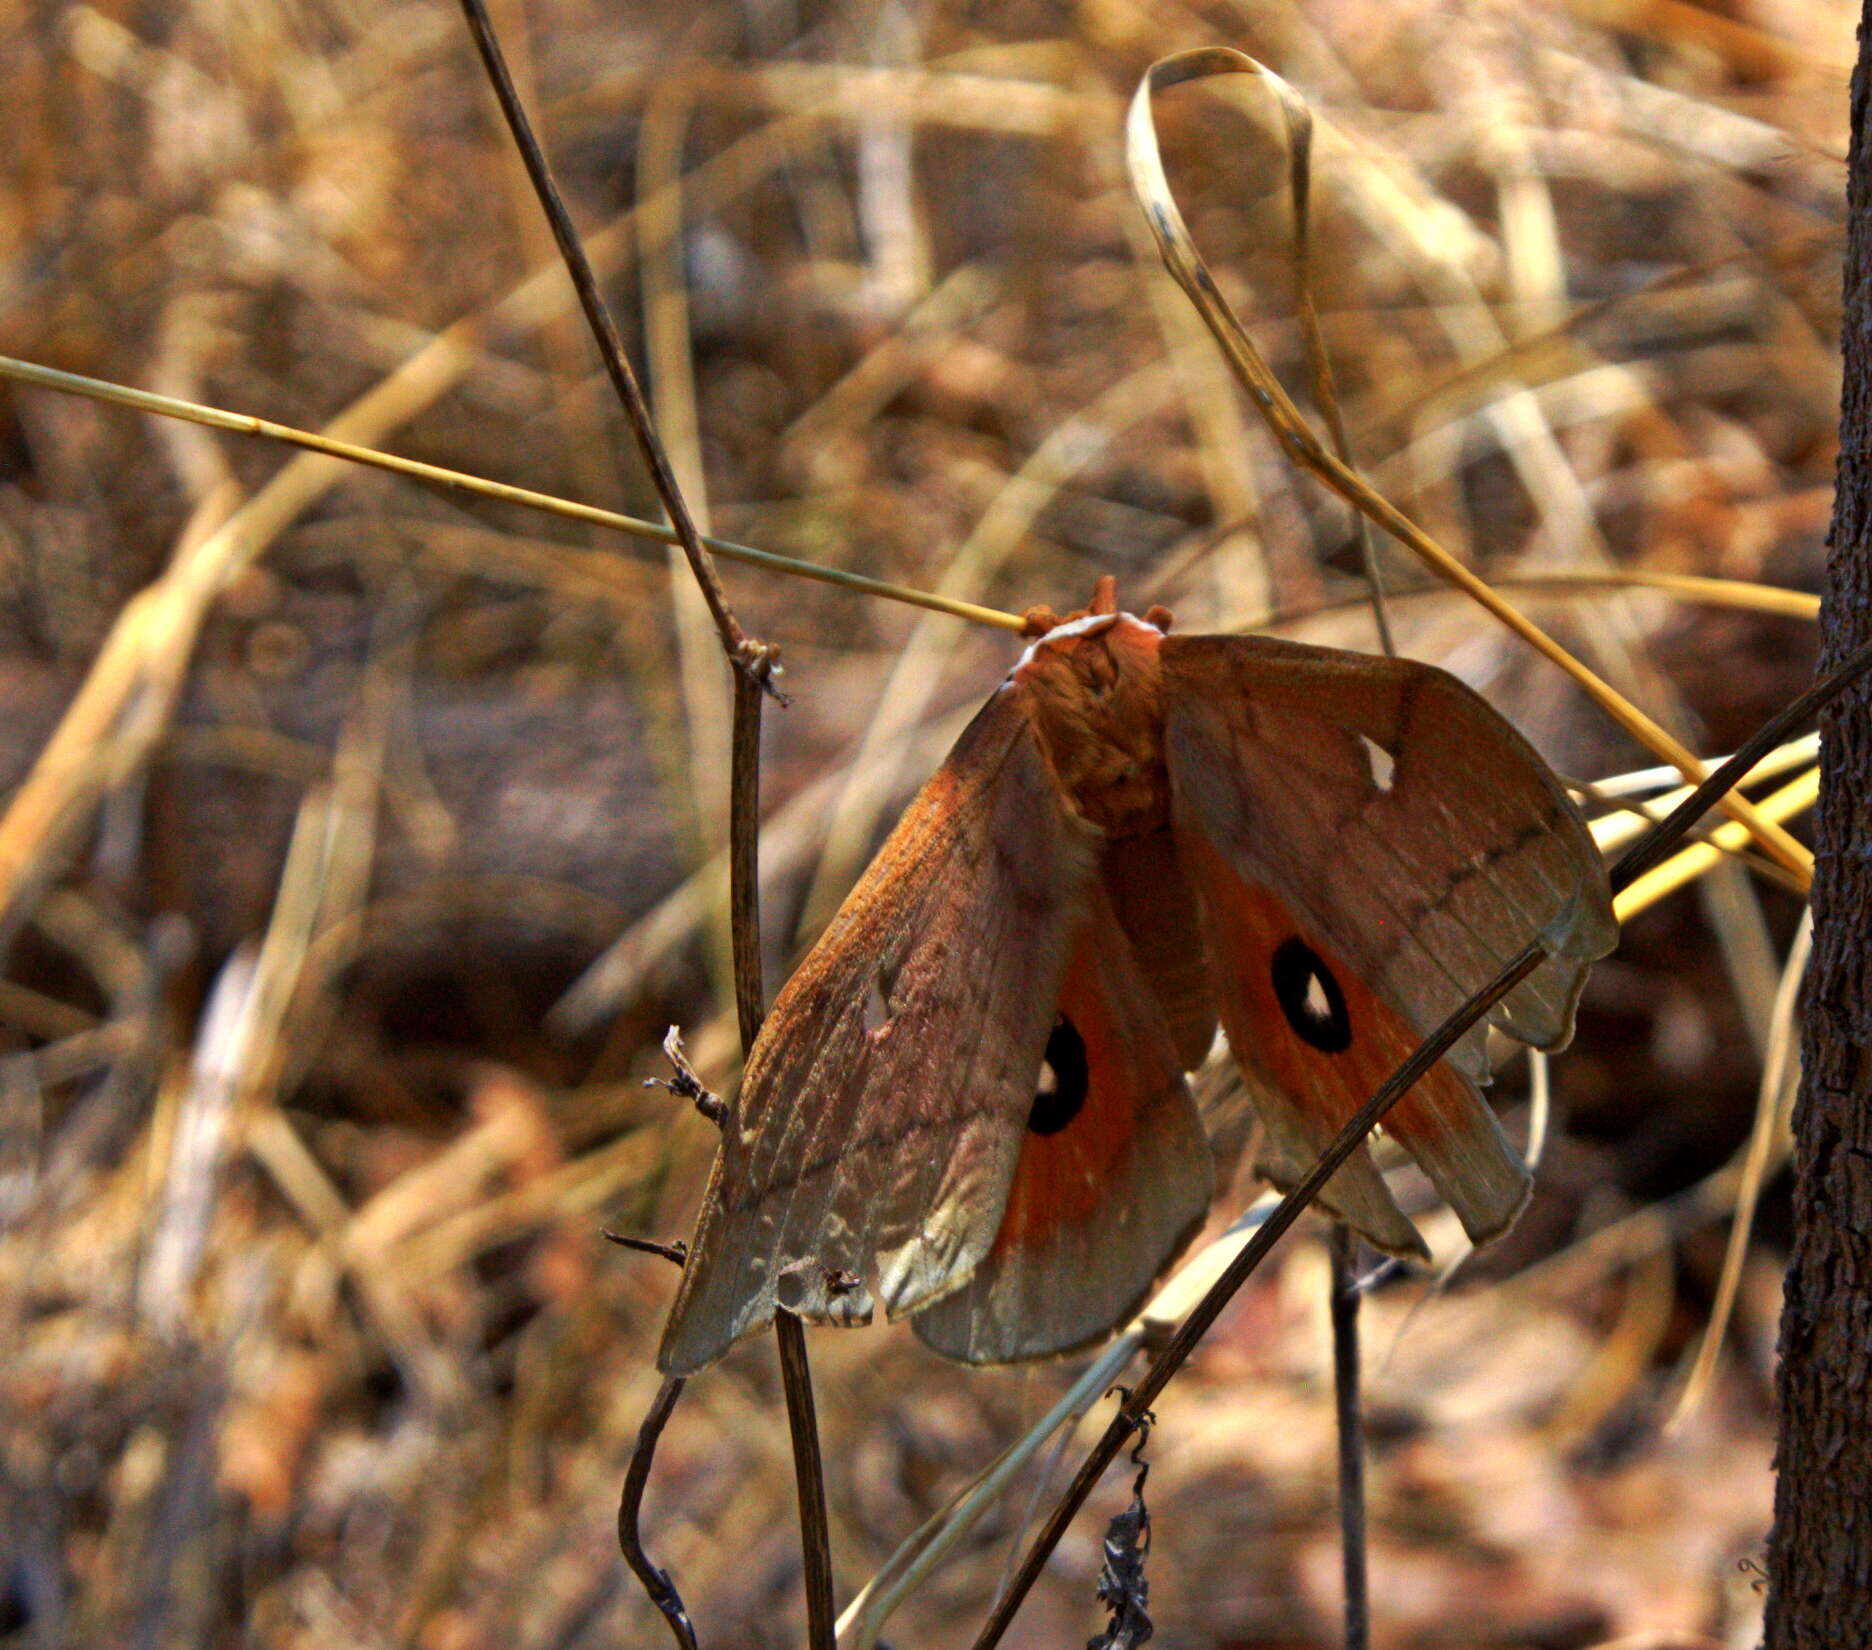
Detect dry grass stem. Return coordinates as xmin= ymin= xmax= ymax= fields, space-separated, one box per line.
xmin=0 ymin=357 xmax=1026 ymax=632
xmin=1126 ymin=48 xmax=1814 ymax=885
xmin=1669 ymin=913 xmax=1812 ymax=1428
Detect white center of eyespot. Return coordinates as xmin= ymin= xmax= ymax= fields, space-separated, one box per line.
xmin=1361 ymin=734 xmax=1396 ymax=792
xmin=1035 ymin=1060 xmax=1059 ymax=1096
xmin=1303 ymin=971 xmax=1333 ymax=1023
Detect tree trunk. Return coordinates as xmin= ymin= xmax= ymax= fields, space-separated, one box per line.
xmin=1763 ymin=5 xmax=1872 ymax=1642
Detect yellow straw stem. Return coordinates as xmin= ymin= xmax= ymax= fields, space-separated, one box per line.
xmin=0 ymin=354 xmax=1027 ymax=634
xmin=1614 ymin=767 xmax=1820 ymax=922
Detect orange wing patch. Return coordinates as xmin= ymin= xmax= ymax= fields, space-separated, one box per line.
xmin=913 ymin=889 xmax=1212 ymax=1364
xmin=990 ymin=941 xmax=1155 ymax=1255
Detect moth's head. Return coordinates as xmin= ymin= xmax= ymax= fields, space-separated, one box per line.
xmin=1020 ymin=575 xmax=1174 ymax=639
xmin=1010 ymin=575 xmax=1171 ymax=699
xmin=1007 ymin=583 xmax=1171 ymax=836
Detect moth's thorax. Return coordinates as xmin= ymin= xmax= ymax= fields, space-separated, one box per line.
xmin=1011 ymin=612 xmax=1168 ymax=838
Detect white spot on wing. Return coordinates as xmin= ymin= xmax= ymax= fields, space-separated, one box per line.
xmin=863 ymin=973 xmax=890 ymax=1034
xmin=1304 ymin=972 xmax=1332 ymax=1023
xmin=1361 ymin=733 xmax=1397 ymax=792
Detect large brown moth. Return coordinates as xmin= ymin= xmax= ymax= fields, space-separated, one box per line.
xmin=658 ymin=578 xmax=1617 ymax=1372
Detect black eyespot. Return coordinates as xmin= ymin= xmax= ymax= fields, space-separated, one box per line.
xmin=1271 ymin=937 xmax=1352 ymax=1054
xmin=1029 ymin=1015 xmax=1089 ymax=1135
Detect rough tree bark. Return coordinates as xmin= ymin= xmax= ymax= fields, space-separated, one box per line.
xmin=1764 ymin=5 xmax=1872 ymax=1642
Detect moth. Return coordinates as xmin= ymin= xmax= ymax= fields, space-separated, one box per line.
xmin=658 ymin=579 xmax=1617 ymax=1372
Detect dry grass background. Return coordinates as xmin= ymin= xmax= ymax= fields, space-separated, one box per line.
xmin=0 ymin=0 xmax=1855 ymax=1644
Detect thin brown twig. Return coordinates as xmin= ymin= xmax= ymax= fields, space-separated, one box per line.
xmin=777 ymin=1310 xmax=838 ymax=1650
xmin=602 ymin=1231 xmax=689 ymax=1268
xmin=728 ymin=671 xmax=836 ymax=1648
xmin=453 ymin=0 xmax=779 ymax=692
xmin=971 ymin=635 xmax=1872 ymax=1650
xmin=608 ymin=528 xmax=830 ymax=1638
xmin=448 ymin=6 xmax=783 ymax=1635
xmin=646 ymin=1026 xmax=726 ymax=1126
xmin=610 ymin=1060 xmax=720 ymax=1635
xmin=1328 ymin=1224 xmax=1370 ymax=1650
xmin=616 ymin=1377 xmax=699 ymax=1650
xmin=730 ymin=671 xmax=767 ymax=1054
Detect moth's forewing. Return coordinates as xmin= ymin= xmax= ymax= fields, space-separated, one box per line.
xmin=1161 ymin=634 xmax=1616 ymax=1250
xmin=657 ymin=687 xmax=1095 ymax=1375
